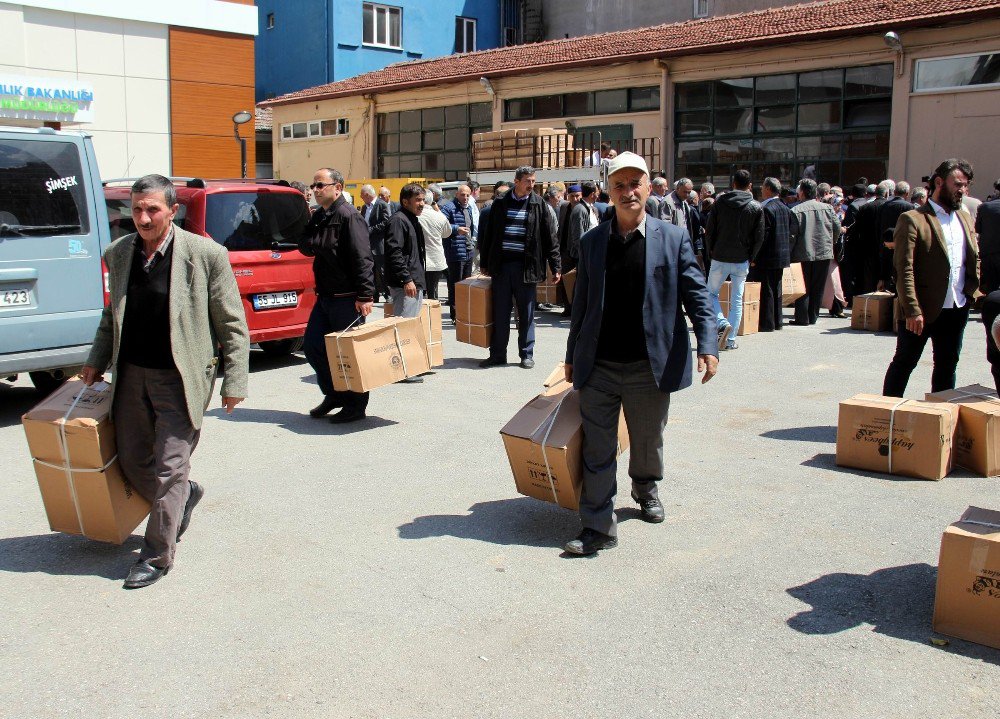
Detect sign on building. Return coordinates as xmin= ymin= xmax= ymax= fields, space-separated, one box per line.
xmin=0 ymin=75 xmax=95 ymax=124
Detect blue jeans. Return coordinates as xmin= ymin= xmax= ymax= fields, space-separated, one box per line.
xmin=489 ymin=260 xmax=536 ymax=361
xmin=303 ymin=295 xmax=370 ymax=411
xmin=707 ymin=260 xmax=750 ymax=344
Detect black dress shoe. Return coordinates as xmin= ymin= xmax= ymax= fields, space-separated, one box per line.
xmin=309 ymin=396 xmax=341 ymax=418
xmin=123 ymin=560 xmax=169 ymax=589
xmin=563 ymin=528 xmax=617 ymax=555
xmin=479 ymin=357 xmax=506 ymax=368
xmin=329 ymin=407 xmax=366 ymax=424
xmin=631 ymin=492 xmax=665 ymax=523
xmin=176 ymin=480 xmax=204 ymax=541
xmin=520 ymin=357 xmax=535 ymax=369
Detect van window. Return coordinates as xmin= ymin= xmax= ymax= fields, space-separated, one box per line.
xmin=105 ymin=197 xmax=188 ymax=241
xmin=205 ymin=192 xmax=310 ymax=251
xmin=0 ymin=139 xmax=90 ymax=235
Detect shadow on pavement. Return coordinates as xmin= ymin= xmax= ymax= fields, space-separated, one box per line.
xmin=820 ymin=326 xmax=894 ymax=336
xmin=0 ymin=383 xmax=41 ymax=429
xmin=205 ymin=407 xmax=398 ymax=435
xmin=802 ymin=452 xmax=982 ymax=482
xmin=249 ymin=350 xmax=308 ymax=373
xmin=0 ymin=533 xmax=141 ymax=580
xmin=761 ymin=426 xmax=837 ymax=443
xmin=786 ymin=563 xmax=1000 ymax=665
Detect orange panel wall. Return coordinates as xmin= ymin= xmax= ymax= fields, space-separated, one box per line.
xmin=169 ymin=27 xmax=256 ymax=178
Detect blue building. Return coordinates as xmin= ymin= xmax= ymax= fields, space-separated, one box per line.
xmin=256 ymin=1 xmax=520 ymax=101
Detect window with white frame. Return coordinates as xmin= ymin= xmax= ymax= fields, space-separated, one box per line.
xmin=694 ymin=0 xmax=708 ymax=18
xmin=455 ymin=17 xmax=476 ymax=53
xmin=363 ymin=3 xmax=402 ymax=49
xmin=913 ymin=52 xmax=1000 ymax=92
xmin=266 ymin=13 xmax=274 ymax=29
xmin=280 ymin=118 xmax=350 ymax=141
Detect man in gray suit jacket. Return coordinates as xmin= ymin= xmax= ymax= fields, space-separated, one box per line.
xmin=83 ymin=174 xmax=250 ymax=589
xmin=564 ymin=153 xmax=718 ymax=555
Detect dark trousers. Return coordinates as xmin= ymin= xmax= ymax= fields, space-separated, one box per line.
xmin=794 ymin=259 xmax=831 ymax=325
xmin=113 ymin=363 xmax=200 ymax=569
xmin=446 ymin=260 xmax=472 ymax=320
xmin=372 ymin=254 xmax=387 ymax=301
xmin=425 ymin=270 xmax=444 ymax=300
xmin=579 ymin=360 xmax=670 ymax=537
xmin=489 ymin=260 xmax=536 ymax=361
xmin=303 ymin=295 xmax=370 ymax=411
xmin=982 ymin=291 xmax=1000 ymax=395
xmin=883 ymin=305 xmax=970 ymax=397
xmin=750 ymin=266 xmax=784 ymax=331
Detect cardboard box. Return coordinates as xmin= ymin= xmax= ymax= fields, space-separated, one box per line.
xmin=562 ymin=269 xmax=577 ymax=302
xmin=782 ymin=263 xmax=807 ymax=306
xmin=932 ymin=506 xmax=1000 ymax=650
xmin=835 ymin=394 xmax=959 ymax=480
xmin=851 ymin=291 xmax=894 ymax=331
xmin=720 ymin=300 xmax=760 ymax=336
xmin=926 ymin=384 xmax=1000 ymax=477
xmin=383 ymin=299 xmax=444 ymax=367
xmin=536 ymin=281 xmax=559 ymax=304
xmin=501 ymin=378 xmax=629 ymax=510
xmin=326 ymin=316 xmax=430 ymax=392
xmin=456 ymin=321 xmax=491 ymax=348
xmin=455 ymin=276 xmax=491 ymax=326
xmin=718 ymin=280 xmax=761 ymax=304
xmin=21 ymin=379 xmax=150 ymax=544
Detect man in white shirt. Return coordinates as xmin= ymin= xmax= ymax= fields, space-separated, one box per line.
xmin=883 ymin=158 xmax=979 ymax=396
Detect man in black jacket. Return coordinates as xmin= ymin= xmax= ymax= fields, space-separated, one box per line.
xmin=384 ymin=183 xmax=427 ymax=319
xmin=976 ymin=189 xmax=1000 ymax=393
xmin=360 ymin=184 xmax=391 ymax=302
xmin=848 ymin=180 xmax=892 ymax=296
xmin=479 ymin=166 xmax=560 ymax=369
xmin=749 ymin=177 xmax=797 ymax=331
xmin=875 ymin=181 xmax=912 ymax=294
xmin=704 ymin=169 xmax=764 ymax=350
xmin=300 ymin=167 xmax=376 ymax=424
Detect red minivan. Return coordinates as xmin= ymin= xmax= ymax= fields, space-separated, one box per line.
xmin=103 ymin=178 xmax=315 ymax=356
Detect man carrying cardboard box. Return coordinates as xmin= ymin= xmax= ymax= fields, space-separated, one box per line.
xmin=82 ymin=174 xmax=250 ymax=589
xmin=563 ymin=152 xmax=718 ymax=555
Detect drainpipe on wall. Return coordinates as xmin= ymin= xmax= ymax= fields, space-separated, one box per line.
xmin=657 ymin=59 xmax=673 ymax=179
xmin=365 ymin=94 xmax=377 ymax=178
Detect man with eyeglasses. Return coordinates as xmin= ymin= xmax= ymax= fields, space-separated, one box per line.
xmin=563 ymin=152 xmax=718 ymax=556
xmin=299 ymin=168 xmax=376 ymax=424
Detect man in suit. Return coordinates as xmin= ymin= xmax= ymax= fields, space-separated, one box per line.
xmin=563 ymin=152 xmax=718 ymax=555
xmin=883 ymin=159 xmax=979 ymax=396
xmin=750 ymin=177 xmax=797 ymax=332
xmin=791 ymin=179 xmax=841 ymax=325
xmin=360 ymin=184 xmax=391 ymax=302
xmin=645 ymin=176 xmax=669 ymax=217
xmin=82 ymin=174 xmax=250 ymax=589
xmin=974 ymin=185 xmax=1000 ymax=393
xmin=378 ymin=186 xmax=401 ymax=215
xmin=663 ymin=177 xmax=705 ymax=265
xmin=848 ymin=180 xmax=893 ymax=296
xmin=875 ymin=181 xmax=912 ymax=294
xmin=564 ymin=181 xmax=601 ymax=272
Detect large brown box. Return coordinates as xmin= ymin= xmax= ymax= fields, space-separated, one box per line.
xmin=720 ymin=300 xmax=760 ymax=335
xmin=851 ymin=291 xmax=894 ymax=331
xmin=782 ymin=263 xmax=807 ymax=306
xmin=455 ymin=276 xmax=493 ymax=347
xmin=926 ymin=384 xmax=1000 ymax=477
xmin=501 ymin=378 xmax=629 ymax=510
xmin=536 ymin=276 xmax=559 ymax=304
xmin=326 ymin=316 xmax=430 ymax=392
xmin=835 ymin=394 xmax=959 ymax=480
xmin=383 ymin=299 xmax=444 ymax=367
xmin=456 ymin=321 xmax=491 ymax=348
xmin=22 ymin=379 xmax=151 ymax=544
xmin=932 ymin=506 xmax=1000 ymax=650
xmin=562 ymin=269 xmax=577 ymax=302
xmin=719 ymin=280 xmax=761 ymax=304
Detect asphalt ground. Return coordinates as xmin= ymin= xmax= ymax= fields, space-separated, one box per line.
xmin=1 ymin=302 xmax=998 ymax=718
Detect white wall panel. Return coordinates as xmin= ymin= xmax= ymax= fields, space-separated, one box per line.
xmin=86 ymin=129 xmax=129 ymax=178
xmin=75 ymin=13 xmax=125 ymax=77
xmin=121 ymin=21 xmax=168 ymax=80
xmin=126 ymin=132 xmax=172 ymax=178
xmin=22 ymin=6 xmax=77 ymax=72
xmin=0 ymin=4 xmax=27 ymax=67
xmin=125 ymin=77 xmax=169 ymax=134
xmin=16 ymin=0 xmax=257 ymax=36
xmin=77 ymin=72 xmax=126 ymax=132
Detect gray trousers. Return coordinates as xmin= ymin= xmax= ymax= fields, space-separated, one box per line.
xmin=113 ymin=363 xmax=200 ymax=568
xmin=389 ymin=286 xmax=424 ymax=318
xmin=579 ymin=359 xmax=671 ymax=536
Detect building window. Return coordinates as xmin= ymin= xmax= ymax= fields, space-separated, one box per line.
xmin=376 ymin=102 xmax=491 ymax=180
xmin=363 ymin=3 xmax=402 ymax=49
xmin=694 ymin=0 xmax=708 ymax=18
xmin=503 ymin=86 xmax=660 ymax=121
xmin=455 ymin=17 xmax=476 ymax=53
xmin=280 ymin=119 xmax=350 ymax=141
xmin=266 ymin=13 xmax=275 ymax=29
xmin=673 ymin=64 xmax=893 ymax=189
xmin=913 ymin=53 xmax=1000 ymax=92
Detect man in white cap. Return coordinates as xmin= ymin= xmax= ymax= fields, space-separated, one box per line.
xmin=563 ymin=152 xmax=719 ymax=555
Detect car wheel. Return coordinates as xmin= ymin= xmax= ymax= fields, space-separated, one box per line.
xmin=29 ymin=371 xmax=68 ymax=395
xmin=258 ymin=337 xmax=304 ymax=356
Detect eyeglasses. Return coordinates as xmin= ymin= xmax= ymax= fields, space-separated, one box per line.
xmin=310 ymin=182 xmax=336 ymax=190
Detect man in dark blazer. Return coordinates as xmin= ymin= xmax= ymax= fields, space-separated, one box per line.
xmin=563 ymin=152 xmax=718 ymax=555
xmin=975 ymin=189 xmax=1000 ymax=393
xmin=750 ymin=177 xmax=796 ymax=331
xmin=884 ymin=159 xmax=979 ymax=396
xmin=360 ymin=185 xmax=391 ymax=302
xmin=875 ymin=181 xmax=913 ymax=294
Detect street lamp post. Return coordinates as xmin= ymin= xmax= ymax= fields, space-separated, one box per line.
xmin=232 ymin=110 xmax=253 ymax=179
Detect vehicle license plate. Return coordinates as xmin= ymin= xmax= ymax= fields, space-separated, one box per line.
xmin=252 ymin=291 xmax=297 ymax=310
xmin=0 ymin=287 xmax=30 ymax=306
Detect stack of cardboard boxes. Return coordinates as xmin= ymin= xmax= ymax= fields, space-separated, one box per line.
xmin=471 ymin=128 xmax=586 ymax=171
xmin=325 ymin=316 xmax=430 ymax=392
xmin=455 ymin=277 xmax=492 ymax=347
xmin=719 ymin=281 xmax=761 ymax=336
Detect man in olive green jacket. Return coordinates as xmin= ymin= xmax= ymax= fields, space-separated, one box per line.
xmin=83 ymin=174 xmax=249 ymax=589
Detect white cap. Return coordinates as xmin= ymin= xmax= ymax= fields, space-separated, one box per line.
xmin=606 ymin=151 xmax=649 ymax=178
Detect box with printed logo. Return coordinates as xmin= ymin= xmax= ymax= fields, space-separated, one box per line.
xmin=383 ymin=299 xmax=444 ymax=367
xmin=326 ymin=316 xmax=430 ymax=392
xmin=21 ymin=378 xmax=150 ymax=544
xmin=926 ymin=384 xmax=1000 ymax=477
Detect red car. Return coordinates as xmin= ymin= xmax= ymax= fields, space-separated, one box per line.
xmin=103 ymin=178 xmax=315 ymax=356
